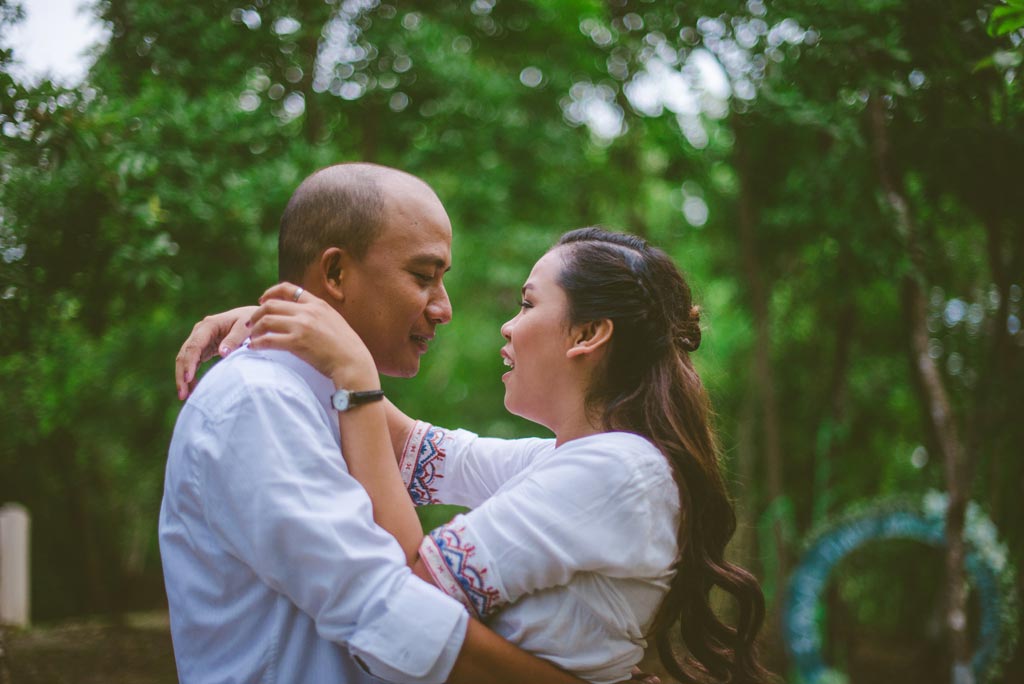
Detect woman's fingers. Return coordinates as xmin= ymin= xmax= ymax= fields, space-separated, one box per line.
xmin=249 ymin=313 xmax=302 ymax=340
xmin=219 ymin=315 xmax=252 ymax=358
xmin=176 ymin=317 xmax=224 ymax=400
xmin=248 ymin=300 xmax=304 ymax=332
xmin=248 ymin=329 xmax=294 ymax=351
xmin=250 ymin=297 xmax=340 ymax=338
xmin=259 ymin=281 xmax=305 ymax=304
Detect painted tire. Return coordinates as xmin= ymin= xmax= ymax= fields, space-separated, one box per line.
xmin=782 ymin=493 xmax=1017 ymax=683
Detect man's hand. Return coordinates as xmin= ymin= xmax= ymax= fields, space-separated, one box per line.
xmin=175 ymin=306 xmax=257 ymax=400
xmin=629 ymin=666 xmax=661 ymax=684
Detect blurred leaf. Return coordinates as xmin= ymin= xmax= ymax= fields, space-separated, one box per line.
xmin=416 ymin=504 xmax=471 ymax=535
xmin=988 ymin=3 xmax=1024 ymax=37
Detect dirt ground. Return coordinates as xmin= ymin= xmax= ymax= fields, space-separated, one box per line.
xmin=1 ymin=613 xmax=178 ymax=684
xmin=5 ymin=615 xmax=1017 ymax=683
xmin=0 ymin=613 xmax=674 ymax=684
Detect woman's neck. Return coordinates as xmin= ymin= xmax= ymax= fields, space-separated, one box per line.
xmin=552 ymin=405 xmax=605 ymax=447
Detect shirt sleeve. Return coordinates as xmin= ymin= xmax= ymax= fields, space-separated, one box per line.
xmin=398 ymin=420 xmax=552 ymax=507
xmin=196 ymin=378 xmax=468 ymax=682
xmin=415 ymin=434 xmax=679 ymax=619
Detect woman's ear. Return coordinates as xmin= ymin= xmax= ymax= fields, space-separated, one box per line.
xmin=566 ymin=319 xmax=613 ymax=359
xmin=318 ymin=247 xmax=349 ymax=301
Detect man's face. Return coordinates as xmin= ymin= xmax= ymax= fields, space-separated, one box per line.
xmin=337 ymin=181 xmax=453 ymax=378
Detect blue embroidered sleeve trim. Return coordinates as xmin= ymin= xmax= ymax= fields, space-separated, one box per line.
xmin=400 ymin=422 xmax=448 ymax=506
xmin=422 ymin=523 xmax=504 ymax=618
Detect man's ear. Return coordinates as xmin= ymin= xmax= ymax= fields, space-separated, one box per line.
xmin=318 ymin=247 xmax=350 ymax=301
xmin=566 ymin=319 xmax=614 ymax=359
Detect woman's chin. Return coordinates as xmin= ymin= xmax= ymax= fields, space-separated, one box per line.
xmin=504 ymin=397 xmax=549 ymax=432
xmin=503 ymin=393 xmax=528 ymax=419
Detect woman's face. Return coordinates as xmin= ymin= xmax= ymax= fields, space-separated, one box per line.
xmin=499 ymin=248 xmax=577 ymax=427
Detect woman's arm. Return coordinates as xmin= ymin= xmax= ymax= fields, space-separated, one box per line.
xmin=173 ymin=302 xmax=419 ymax=468
xmin=335 ymin=400 xmax=425 ymax=563
xmin=385 ymin=399 xmax=417 ymax=464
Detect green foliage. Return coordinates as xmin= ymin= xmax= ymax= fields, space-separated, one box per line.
xmin=1 ymin=0 xmax=1022 ymax=675
xmin=988 ymin=1 xmax=1024 ymax=38
xmin=415 ymin=503 xmax=471 ymax=535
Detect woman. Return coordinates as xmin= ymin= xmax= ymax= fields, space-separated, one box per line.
xmin=182 ymin=228 xmax=770 ymax=684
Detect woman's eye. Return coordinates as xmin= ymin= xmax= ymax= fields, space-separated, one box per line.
xmin=519 ymin=299 xmax=533 ymax=309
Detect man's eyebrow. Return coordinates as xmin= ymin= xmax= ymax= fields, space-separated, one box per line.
xmin=408 ymin=255 xmax=452 ymax=272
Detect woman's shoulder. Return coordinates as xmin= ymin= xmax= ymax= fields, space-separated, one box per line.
xmin=558 ymin=430 xmax=663 ymax=460
xmin=555 ymin=431 xmax=673 ymax=487
xmin=544 ymin=431 xmax=679 ymax=530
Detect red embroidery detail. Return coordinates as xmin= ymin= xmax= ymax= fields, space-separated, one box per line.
xmin=428 ymin=523 xmax=504 ymax=617
xmin=408 ymin=425 xmax=447 ymax=505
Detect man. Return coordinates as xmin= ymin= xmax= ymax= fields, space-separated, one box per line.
xmin=161 ymin=163 xmax=584 ymax=684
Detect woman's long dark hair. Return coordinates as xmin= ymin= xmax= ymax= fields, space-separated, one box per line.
xmin=556 ymin=227 xmax=770 ymax=684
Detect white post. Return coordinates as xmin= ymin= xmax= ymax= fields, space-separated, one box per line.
xmin=0 ymin=503 xmax=30 ymax=628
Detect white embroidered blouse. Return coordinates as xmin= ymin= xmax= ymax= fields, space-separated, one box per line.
xmin=399 ymin=422 xmax=682 ymax=684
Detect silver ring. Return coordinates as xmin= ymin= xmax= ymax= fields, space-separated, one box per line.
xmin=292 ymin=286 xmax=304 ymax=302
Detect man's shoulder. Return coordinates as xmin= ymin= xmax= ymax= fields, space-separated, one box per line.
xmin=167 ymin=349 xmax=338 ymax=485
xmin=187 ymin=348 xmax=315 ymax=414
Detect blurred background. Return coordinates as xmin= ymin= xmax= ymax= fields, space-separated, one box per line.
xmin=0 ymin=0 xmax=1022 ymax=682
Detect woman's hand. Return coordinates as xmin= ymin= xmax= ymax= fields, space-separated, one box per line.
xmin=250 ymin=282 xmax=378 ymax=389
xmin=176 ymin=305 xmax=257 ymax=400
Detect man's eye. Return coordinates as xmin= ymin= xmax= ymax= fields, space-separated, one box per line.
xmin=413 ymin=272 xmax=434 ymax=283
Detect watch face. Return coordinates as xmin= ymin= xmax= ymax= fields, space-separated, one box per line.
xmin=332 ymin=390 xmax=350 ymax=411
xmin=332 ymin=388 xmax=383 ymax=411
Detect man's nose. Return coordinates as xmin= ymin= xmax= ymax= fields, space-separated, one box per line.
xmin=427 ymin=282 xmax=453 ymax=325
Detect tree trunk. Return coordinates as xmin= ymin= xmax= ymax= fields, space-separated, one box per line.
xmin=734 ymin=117 xmax=788 ymax=594
xmin=812 ymin=264 xmax=855 ymax=526
xmin=975 ymin=214 xmax=1019 ymax=519
xmin=727 ymin=388 xmax=759 ymax=624
xmin=868 ymin=94 xmax=972 ymax=683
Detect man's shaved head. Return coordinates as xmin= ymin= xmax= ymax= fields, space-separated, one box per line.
xmin=277 ymin=163 xmax=434 ymax=282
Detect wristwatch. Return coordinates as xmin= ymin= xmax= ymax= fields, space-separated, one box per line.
xmin=330 ymin=388 xmax=385 ymax=412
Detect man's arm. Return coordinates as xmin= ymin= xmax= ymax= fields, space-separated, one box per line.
xmin=450 ymin=619 xmax=585 ymax=684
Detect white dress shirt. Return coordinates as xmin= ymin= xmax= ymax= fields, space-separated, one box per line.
xmin=159 ymin=349 xmax=468 ymax=684
xmin=399 ymin=423 xmax=681 ymax=684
